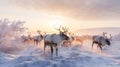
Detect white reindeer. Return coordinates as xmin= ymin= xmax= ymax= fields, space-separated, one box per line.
xmin=92 ymin=35 xmax=111 ymax=51
xmin=44 ymin=26 xmax=69 ymax=57
xmin=33 ymin=30 xmax=43 ymax=45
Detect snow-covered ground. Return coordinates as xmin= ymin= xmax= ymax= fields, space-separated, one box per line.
xmin=0 ymin=40 xmax=120 ymax=67
xmin=0 ymin=19 xmax=120 ymax=67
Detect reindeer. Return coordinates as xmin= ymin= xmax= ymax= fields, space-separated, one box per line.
xmin=21 ymin=35 xmax=32 ymax=43
xmin=61 ymin=36 xmax=74 ymax=47
xmin=74 ymin=36 xmax=83 ymax=44
xmin=61 ymin=33 xmax=75 ymax=47
xmin=33 ymin=30 xmax=43 ymax=45
xmin=92 ymin=35 xmax=111 ymax=51
xmin=44 ymin=26 xmax=69 ymax=57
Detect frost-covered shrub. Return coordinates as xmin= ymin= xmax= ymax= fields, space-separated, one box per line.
xmin=0 ymin=19 xmax=27 ymax=53
xmin=0 ymin=19 xmax=26 ymax=39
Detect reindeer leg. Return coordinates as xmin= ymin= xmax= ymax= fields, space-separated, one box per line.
xmin=97 ymin=45 xmax=99 ymax=49
xmin=92 ymin=42 xmax=94 ymax=49
xmin=36 ymin=41 xmax=38 ymax=46
xmin=39 ymin=41 xmax=40 ymax=45
xmin=37 ymin=41 xmax=39 ymax=46
xmin=50 ymin=44 xmax=53 ymax=57
xmin=44 ymin=44 xmax=47 ymax=55
xmin=38 ymin=41 xmax=40 ymax=46
xmin=56 ymin=46 xmax=58 ymax=56
xmin=34 ymin=40 xmax=36 ymax=45
xmin=98 ymin=44 xmax=102 ymax=51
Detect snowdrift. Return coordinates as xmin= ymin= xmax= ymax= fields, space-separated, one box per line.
xmin=0 ymin=40 xmax=120 ymax=67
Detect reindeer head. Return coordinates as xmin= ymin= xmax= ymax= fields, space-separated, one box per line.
xmin=55 ymin=25 xmax=69 ymax=40
xmin=105 ymin=39 xmax=111 ymax=46
xmin=104 ymin=33 xmax=112 ymax=41
xmin=102 ymin=33 xmax=111 ymax=46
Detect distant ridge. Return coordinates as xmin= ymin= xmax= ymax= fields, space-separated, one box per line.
xmin=75 ymin=27 xmax=120 ymax=35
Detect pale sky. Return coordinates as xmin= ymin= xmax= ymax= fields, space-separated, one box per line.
xmin=0 ymin=0 xmax=120 ymax=33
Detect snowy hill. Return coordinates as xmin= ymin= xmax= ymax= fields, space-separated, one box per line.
xmin=75 ymin=27 xmax=120 ymax=35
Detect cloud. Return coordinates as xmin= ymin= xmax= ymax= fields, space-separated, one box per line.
xmin=11 ymin=0 xmax=120 ymax=21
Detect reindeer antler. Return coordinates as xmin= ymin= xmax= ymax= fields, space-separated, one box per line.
xmin=54 ymin=25 xmax=69 ymax=33
xmin=103 ymin=32 xmax=107 ymax=37
xmin=62 ymin=26 xmax=68 ymax=33
xmin=54 ymin=25 xmax=62 ymax=32
xmin=109 ymin=34 xmax=112 ymax=39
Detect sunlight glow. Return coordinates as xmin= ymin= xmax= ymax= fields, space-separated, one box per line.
xmin=48 ymin=17 xmax=64 ymax=30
